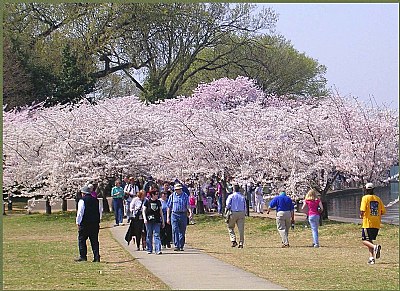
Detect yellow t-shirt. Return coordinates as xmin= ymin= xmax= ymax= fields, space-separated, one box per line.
xmin=360 ymin=194 xmax=386 ymax=228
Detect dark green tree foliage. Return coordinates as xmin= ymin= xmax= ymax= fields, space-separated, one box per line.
xmin=250 ymin=36 xmax=328 ymax=98
xmin=142 ymin=76 xmax=168 ymax=104
xmin=3 ymin=36 xmax=58 ymax=109
xmin=3 ymin=39 xmax=35 ymax=109
xmin=49 ymin=44 xmax=95 ymax=106
xmin=3 ymin=3 xmax=97 ymax=109
xmin=3 ymin=3 xmax=329 ymax=108
xmin=27 ymin=59 xmax=58 ymax=106
xmin=177 ymin=35 xmax=328 ymax=99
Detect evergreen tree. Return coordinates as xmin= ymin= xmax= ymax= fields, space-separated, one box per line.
xmin=49 ymin=44 xmax=95 ymax=106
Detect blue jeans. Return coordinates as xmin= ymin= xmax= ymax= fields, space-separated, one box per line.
xmin=146 ymin=222 xmax=161 ymax=253
xmin=308 ymin=215 xmax=320 ymax=245
xmin=112 ymin=198 xmax=123 ymax=224
xmin=217 ymin=196 xmax=223 ymax=214
xmin=171 ymin=212 xmax=188 ymax=249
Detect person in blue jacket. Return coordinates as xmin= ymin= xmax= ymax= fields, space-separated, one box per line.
xmin=267 ymin=189 xmax=295 ymax=248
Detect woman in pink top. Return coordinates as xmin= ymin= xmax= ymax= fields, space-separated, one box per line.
xmin=189 ymin=192 xmax=196 ymax=224
xmin=302 ymin=189 xmax=323 ymax=247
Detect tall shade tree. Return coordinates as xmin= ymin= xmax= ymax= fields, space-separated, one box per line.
xmin=3 ymin=38 xmax=34 ymax=109
xmin=99 ymin=3 xmax=278 ymax=102
xmin=3 ymin=2 xmax=326 ymax=109
xmin=3 ymin=2 xmax=98 ymax=107
xmin=177 ymin=35 xmax=328 ymax=99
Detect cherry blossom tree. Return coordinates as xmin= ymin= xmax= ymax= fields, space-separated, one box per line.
xmin=3 ymin=76 xmax=398 ymax=216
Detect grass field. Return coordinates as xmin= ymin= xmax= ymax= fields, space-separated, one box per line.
xmin=185 ymin=214 xmax=399 ymax=290
xmin=2 ymin=208 xmax=399 ymax=290
xmin=2 ymin=211 xmax=169 ymax=290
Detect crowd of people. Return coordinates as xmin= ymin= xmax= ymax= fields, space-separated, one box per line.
xmin=119 ymin=176 xmax=194 ymax=254
xmin=226 ymin=182 xmax=386 ymax=265
xmin=75 ymin=176 xmax=386 ymax=266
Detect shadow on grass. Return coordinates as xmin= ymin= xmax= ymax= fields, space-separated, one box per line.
xmin=375 ymin=262 xmax=399 ymax=266
xmin=104 ymin=258 xmax=136 ymax=264
xmin=160 ymin=251 xmax=204 ymax=256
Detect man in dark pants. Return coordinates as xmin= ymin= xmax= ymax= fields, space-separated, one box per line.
xmin=75 ymin=185 xmax=102 ymax=262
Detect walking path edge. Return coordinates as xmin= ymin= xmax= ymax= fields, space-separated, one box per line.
xmin=110 ymin=224 xmax=286 ymax=290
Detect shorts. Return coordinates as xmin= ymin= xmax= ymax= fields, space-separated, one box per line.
xmin=361 ymin=228 xmax=379 ymax=241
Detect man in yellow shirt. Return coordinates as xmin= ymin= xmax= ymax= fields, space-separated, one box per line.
xmin=360 ymin=183 xmax=386 ymax=265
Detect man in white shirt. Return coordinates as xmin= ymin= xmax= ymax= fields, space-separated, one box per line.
xmin=76 ymin=185 xmax=103 ymax=262
xmin=124 ymin=177 xmax=139 ymax=223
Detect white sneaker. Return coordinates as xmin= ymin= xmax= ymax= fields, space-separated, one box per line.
xmin=374 ymin=244 xmax=381 ymax=259
xmin=368 ymin=258 xmax=375 ymax=265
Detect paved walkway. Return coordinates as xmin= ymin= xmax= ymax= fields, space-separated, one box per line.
xmin=110 ymin=223 xmax=286 ymax=290
xmin=110 ymin=211 xmax=362 ymax=290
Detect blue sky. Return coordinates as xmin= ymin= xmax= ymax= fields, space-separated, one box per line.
xmin=260 ymin=3 xmax=399 ymax=109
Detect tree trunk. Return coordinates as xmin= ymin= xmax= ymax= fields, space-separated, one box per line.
xmin=62 ymin=198 xmax=67 ymax=211
xmin=244 ymin=185 xmax=250 ymax=216
xmin=319 ymin=190 xmax=329 ymax=220
xmin=97 ymin=183 xmax=110 ymax=213
xmin=103 ymin=196 xmax=110 ymax=213
xmin=221 ymin=178 xmax=227 ymax=211
xmin=45 ymin=198 xmax=51 ymax=214
xmin=318 ymin=170 xmax=340 ymax=220
xmin=321 ymin=200 xmax=328 ymax=220
xmin=196 ymin=184 xmax=205 ymax=214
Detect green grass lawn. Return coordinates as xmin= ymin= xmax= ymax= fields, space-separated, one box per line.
xmin=2 ymin=210 xmax=399 ymax=290
xmin=2 ymin=211 xmax=169 ymax=290
xmin=186 ymin=214 xmax=399 ymax=290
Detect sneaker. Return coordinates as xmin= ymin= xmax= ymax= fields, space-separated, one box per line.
xmin=147 ymin=251 xmax=152 ymax=254
xmin=167 ymin=243 xmax=171 ymax=248
xmin=368 ymin=258 xmax=375 ymax=265
xmin=314 ymin=244 xmax=319 ymax=248
xmin=231 ymin=241 xmax=238 ymax=247
xmin=74 ymin=257 xmax=87 ymax=262
xmin=92 ymin=257 xmax=100 ymax=262
xmin=238 ymin=244 xmax=243 ymax=249
xmin=179 ymin=248 xmax=184 ymax=251
xmin=374 ymin=244 xmax=381 ymax=259
xmin=113 ymin=224 xmax=119 ymax=227
xmin=173 ymin=247 xmax=180 ymax=251
xmin=156 ymin=251 xmax=162 ymax=255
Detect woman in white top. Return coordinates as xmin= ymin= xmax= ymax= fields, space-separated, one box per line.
xmin=255 ymin=182 xmax=264 ymax=214
xmin=129 ymin=190 xmax=147 ymax=250
xmin=124 ymin=177 xmax=139 ymax=223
